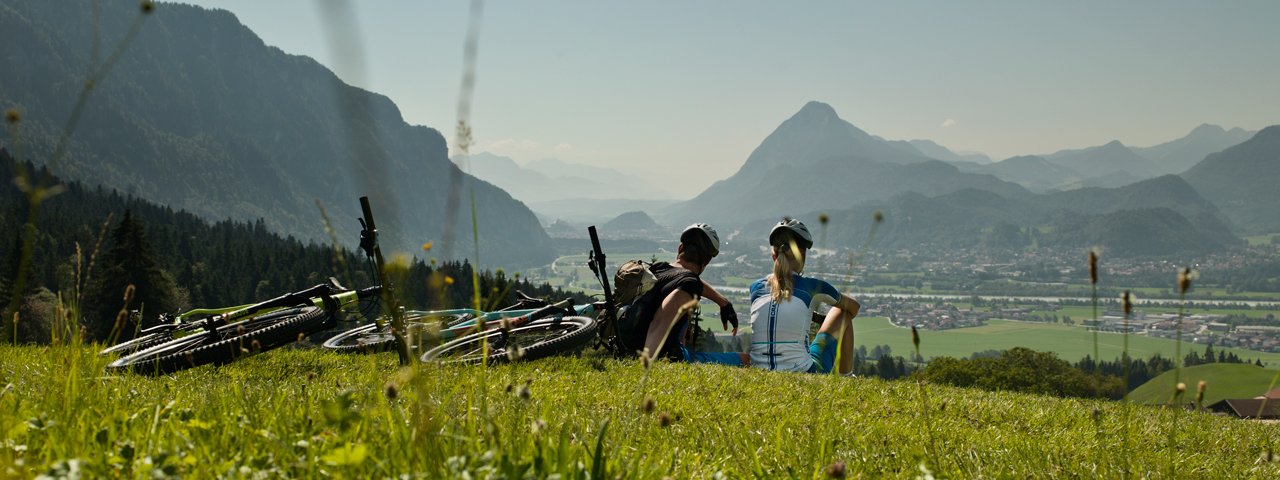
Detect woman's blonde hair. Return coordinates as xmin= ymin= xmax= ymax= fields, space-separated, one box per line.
xmin=768 ymin=239 xmax=807 ymax=302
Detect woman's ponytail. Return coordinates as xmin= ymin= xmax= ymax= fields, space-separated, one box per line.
xmin=768 ymin=242 xmax=805 ymax=302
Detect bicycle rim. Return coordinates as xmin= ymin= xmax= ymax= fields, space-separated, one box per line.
xmin=421 ymin=316 xmax=597 ymax=365
xmin=322 ymin=313 xmax=472 ymax=353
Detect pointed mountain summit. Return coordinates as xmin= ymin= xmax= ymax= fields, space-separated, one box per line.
xmin=1182 ymin=125 xmax=1280 ymax=233
xmin=1134 ymin=123 xmax=1256 ymax=174
xmin=672 ymin=101 xmax=996 ymax=225
xmin=733 ymin=101 xmax=930 ymax=179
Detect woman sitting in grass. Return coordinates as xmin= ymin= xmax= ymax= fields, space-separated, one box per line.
xmin=747 ymin=218 xmax=860 ymax=374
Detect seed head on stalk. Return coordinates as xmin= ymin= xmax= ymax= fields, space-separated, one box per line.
xmin=1088 ymin=250 xmax=1099 ymax=285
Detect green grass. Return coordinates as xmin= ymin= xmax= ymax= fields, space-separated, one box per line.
xmin=854 ymin=317 xmax=1280 ymax=366
xmin=5 ymin=345 xmax=1280 ymax=478
xmin=1245 ymin=233 xmax=1280 ymax=246
xmin=1130 ymin=363 xmax=1280 ymax=406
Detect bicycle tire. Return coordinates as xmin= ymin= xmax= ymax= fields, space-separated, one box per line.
xmin=106 ymin=306 xmax=331 ymax=374
xmin=420 ymin=316 xmax=597 ymax=365
xmin=322 ymin=313 xmax=471 ymax=353
xmin=99 ymin=331 xmax=179 ymax=356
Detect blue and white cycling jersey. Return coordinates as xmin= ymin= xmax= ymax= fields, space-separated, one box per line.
xmin=747 ymin=274 xmax=841 ymax=372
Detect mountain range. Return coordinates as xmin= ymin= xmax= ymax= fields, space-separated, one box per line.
xmin=0 ymin=0 xmax=554 ymax=267
xmin=678 ymin=101 xmax=1273 ymax=257
xmin=452 ymin=152 xmax=677 ymax=222
xmin=2 ymin=0 xmax=1272 ymax=267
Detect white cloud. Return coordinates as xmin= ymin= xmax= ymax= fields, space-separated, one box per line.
xmin=553 ymin=143 xmax=573 ymax=152
xmin=940 ymin=118 xmax=957 ymax=128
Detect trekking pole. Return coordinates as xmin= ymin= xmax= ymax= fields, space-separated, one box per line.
xmin=360 ymin=196 xmax=413 ymax=366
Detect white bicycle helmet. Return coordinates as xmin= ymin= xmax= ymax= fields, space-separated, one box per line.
xmin=680 ymin=223 xmax=720 ymax=257
xmin=769 ymin=218 xmax=813 ymax=250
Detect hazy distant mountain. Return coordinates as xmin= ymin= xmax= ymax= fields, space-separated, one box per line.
xmin=957 ymin=155 xmax=1085 ymax=193
xmin=777 ymin=174 xmax=1240 ymax=257
xmin=670 ymin=102 xmax=1022 ymax=225
xmin=455 ymin=153 xmax=674 ymax=204
xmin=672 ymin=101 xmax=933 ymax=223
xmin=0 ymin=0 xmax=554 ymax=267
xmin=1182 ymin=126 xmax=1280 ymax=234
xmin=525 ymin=158 xmax=674 ymax=198
xmin=905 ymin=139 xmax=993 ymax=164
xmin=1043 ymin=140 xmax=1163 ymax=179
xmin=1135 ymin=124 xmax=1255 ymax=174
xmin=1054 ymin=170 xmax=1147 ymax=191
xmin=602 ymin=211 xmax=666 ymax=238
xmin=528 ymin=198 xmax=679 ymax=225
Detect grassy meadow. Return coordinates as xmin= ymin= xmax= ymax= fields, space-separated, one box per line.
xmin=854 ymin=317 xmax=1280 ymax=367
xmin=1129 ymin=363 xmax=1280 ymax=406
xmin=5 ymin=344 xmax=1280 ymax=478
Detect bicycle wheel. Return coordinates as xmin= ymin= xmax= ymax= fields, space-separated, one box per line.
xmin=106 ymin=306 xmax=331 ymax=374
xmin=100 ymin=331 xmax=177 ymax=356
xmin=322 ymin=313 xmax=472 ymax=353
xmin=420 ymin=316 xmax=597 ymax=365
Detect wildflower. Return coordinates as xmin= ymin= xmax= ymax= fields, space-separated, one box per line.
xmin=911 ymin=325 xmax=920 ymax=350
xmin=4 ymin=108 xmax=19 ymax=124
xmin=1122 ymin=290 xmax=1132 ymax=317
xmin=385 ymin=382 xmax=399 ymax=401
xmin=506 ymin=344 xmax=524 ymax=361
xmin=516 ymin=384 xmax=531 ymax=401
xmin=825 ymin=460 xmax=847 ymax=479
xmin=421 ymin=241 xmax=433 ymax=252
xmin=873 ymin=211 xmax=884 ymax=223
xmin=1197 ymin=380 xmax=1207 ymax=406
xmin=140 ymin=0 xmax=155 ymax=13
xmin=531 ymin=418 xmax=547 ymax=435
xmin=1176 ymin=382 xmax=1186 ymax=396
xmin=819 ymin=213 xmax=830 ymax=226
xmin=250 ymin=339 xmax=261 ymax=352
xmin=444 ymin=276 xmax=455 ymax=285
xmin=1178 ymin=267 xmax=1193 ymax=295
xmin=658 ymin=412 xmax=672 ymax=427
xmin=505 ymin=383 xmax=514 ymax=393
xmin=641 ymin=395 xmax=655 ymax=414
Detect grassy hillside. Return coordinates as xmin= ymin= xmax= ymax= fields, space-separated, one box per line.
xmin=1131 ymin=363 xmax=1280 ymax=406
xmin=855 ymin=317 xmax=1280 ymax=366
xmin=4 ymin=345 xmax=1280 ymax=478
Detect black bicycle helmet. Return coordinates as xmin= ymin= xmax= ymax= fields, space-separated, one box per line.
xmin=681 ymin=223 xmax=721 ymax=257
xmin=769 ymin=218 xmax=813 ymax=250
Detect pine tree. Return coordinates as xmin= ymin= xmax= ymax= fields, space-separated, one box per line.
xmin=85 ymin=210 xmax=183 ymax=342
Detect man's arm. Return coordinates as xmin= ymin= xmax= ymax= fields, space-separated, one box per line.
xmin=701 ymin=280 xmax=729 ymax=307
xmin=643 ymin=288 xmax=696 ymax=359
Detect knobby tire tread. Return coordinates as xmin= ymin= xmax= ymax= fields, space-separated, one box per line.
xmin=107 ymin=306 xmax=331 ymax=374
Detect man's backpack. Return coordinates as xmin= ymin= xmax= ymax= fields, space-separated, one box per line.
xmin=609 ymin=260 xmax=658 ymax=356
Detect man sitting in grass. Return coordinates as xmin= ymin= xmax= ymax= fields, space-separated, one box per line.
xmin=617 ymin=223 xmax=746 ymax=365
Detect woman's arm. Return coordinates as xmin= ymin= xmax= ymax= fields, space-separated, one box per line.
xmin=836 ymin=294 xmax=861 ymax=318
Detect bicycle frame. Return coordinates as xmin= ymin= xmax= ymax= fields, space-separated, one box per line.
xmin=140 ymin=283 xmax=380 ymax=337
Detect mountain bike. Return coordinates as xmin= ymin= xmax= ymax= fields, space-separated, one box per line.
xmin=417 ymin=226 xmax=624 ymax=365
xmin=103 ymin=197 xmax=406 ymax=374
xmin=324 ymin=292 xmax=593 ymax=356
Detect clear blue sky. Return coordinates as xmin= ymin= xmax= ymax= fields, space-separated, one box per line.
xmin=180 ymin=1 xmax=1279 ymax=196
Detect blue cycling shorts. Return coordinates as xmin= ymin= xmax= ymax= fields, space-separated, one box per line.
xmin=680 ymin=347 xmax=747 ymax=366
xmin=806 ymin=332 xmax=840 ymax=374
